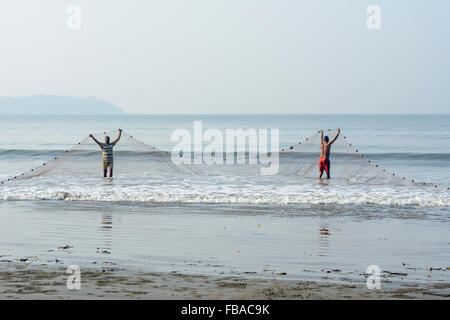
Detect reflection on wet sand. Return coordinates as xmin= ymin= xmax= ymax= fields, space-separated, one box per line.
xmin=317 ymin=226 xmax=330 ymax=257
xmin=97 ymin=213 xmax=112 ymax=255
xmin=0 ymin=201 xmax=448 ymax=285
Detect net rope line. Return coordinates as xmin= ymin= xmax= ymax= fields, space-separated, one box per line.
xmin=1 ymin=135 xmax=91 ymax=184
xmin=1 ymin=129 xmax=449 ymax=191
xmin=340 ymin=133 xmax=445 ymax=189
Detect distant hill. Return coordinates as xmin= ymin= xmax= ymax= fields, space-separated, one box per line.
xmin=0 ymin=95 xmax=125 ymax=114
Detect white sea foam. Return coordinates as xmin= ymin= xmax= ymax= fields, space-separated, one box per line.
xmin=1 ymin=174 xmax=449 ymax=208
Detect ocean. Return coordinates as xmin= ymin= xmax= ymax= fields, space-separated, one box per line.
xmin=0 ymin=115 xmax=449 ymax=284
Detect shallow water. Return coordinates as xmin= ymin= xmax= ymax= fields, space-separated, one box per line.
xmin=2 ymin=174 xmax=450 ymax=211
xmin=0 ymin=201 xmax=448 ymax=285
xmin=0 ymin=115 xmax=449 ymax=285
xmin=1 ymin=115 xmax=449 ymax=208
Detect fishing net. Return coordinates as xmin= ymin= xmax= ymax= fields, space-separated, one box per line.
xmin=1 ymin=129 xmax=447 ymax=190
xmin=3 ymin=131 xmax=198 ymax=182
xmin=278 ymin=129 xmax=432 ymax=187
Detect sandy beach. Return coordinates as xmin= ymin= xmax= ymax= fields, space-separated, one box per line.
xmin=1 ymin=262 xmax=449 ymax=300
xmin=0 ymin=200 xmax=449 ymax=300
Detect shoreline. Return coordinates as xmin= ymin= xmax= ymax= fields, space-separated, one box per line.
xmin=1 ymin=200 xmax=449 ymax=290
xmin=0 ymin=263 xmax=449 ymax=299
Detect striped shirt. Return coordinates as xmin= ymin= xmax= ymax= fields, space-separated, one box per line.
xmin=100 ymin=142 xmax=116 ymax=162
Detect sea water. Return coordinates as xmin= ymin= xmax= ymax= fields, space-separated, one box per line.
xmin=0 ymin=114 xmax=449 ymax=207
xmin=0 ymin=115 xmax=449 ymax=283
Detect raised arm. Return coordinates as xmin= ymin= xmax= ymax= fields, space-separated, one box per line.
xmin=89 ymin=134 xmax=102 ymax=147
xmin=320 ymin=130 xmax=324 ymax=144
xmin=329 ymin=128 xmax=340 ymax=145
xmin=113 ymin=129 xmax=123 ymax=144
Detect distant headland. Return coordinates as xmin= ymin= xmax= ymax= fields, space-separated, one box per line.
xmin=0 ymin=95 xmax=125 ymax=115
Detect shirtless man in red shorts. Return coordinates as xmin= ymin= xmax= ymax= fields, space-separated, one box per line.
xmin=319 ymin=128 xmax=340 ymax=179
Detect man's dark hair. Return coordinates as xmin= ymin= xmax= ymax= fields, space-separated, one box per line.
xmin=324 ymin=136 xmax=329 ymax=142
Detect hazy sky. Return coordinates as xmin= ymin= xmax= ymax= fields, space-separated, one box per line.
xmin=0 ymin=1 xmax=449 ymax=114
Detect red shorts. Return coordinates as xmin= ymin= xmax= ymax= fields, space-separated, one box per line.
xmin=319 ymin=157 xmax=330 ymax=173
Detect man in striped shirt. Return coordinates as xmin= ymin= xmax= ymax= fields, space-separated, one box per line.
xmin=89 ymin=129 xmax=122 ymax=177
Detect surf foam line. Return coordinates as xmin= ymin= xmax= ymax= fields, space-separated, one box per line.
xmin=1 ymin=129 xmax=449 ymax=191
xmin=1 ymin=188 xmax=449 ymax=208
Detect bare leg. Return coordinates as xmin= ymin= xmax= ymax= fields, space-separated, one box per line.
xmin=319 ymin=169 xmax=324 ymax=178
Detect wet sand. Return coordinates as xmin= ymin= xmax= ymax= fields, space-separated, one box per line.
xmin=0 ymin=263 xmax=449 ymax=299
xmin=0 ymin=200 xmax=449 ymax=299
